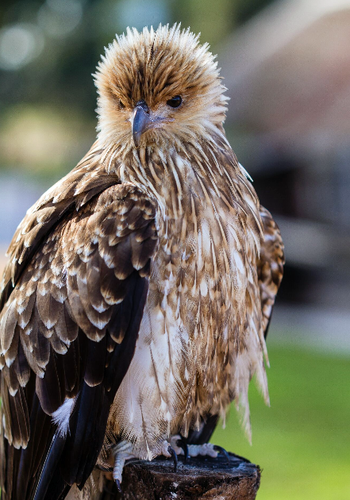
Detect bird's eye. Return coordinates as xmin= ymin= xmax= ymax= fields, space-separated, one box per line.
xmin=119 ymin=100 xmax=125 ymax=109
xmin=167 ymin=96 xmax=182 ymax=108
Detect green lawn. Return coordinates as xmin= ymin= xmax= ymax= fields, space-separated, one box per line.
xmin=1 ymin=345 xmax=349 ymax=499
xmin=212 ymin=345 xmax=350 ymax=499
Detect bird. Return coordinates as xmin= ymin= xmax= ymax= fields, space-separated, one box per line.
xmin=0 ymin=24 xmax=284 ymax=500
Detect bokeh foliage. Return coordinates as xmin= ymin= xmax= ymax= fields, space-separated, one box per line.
xmin=0 ymin=0 xmax=272 ymax=177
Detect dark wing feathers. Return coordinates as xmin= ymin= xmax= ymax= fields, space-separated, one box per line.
xmin=35 ymin=350 xmax=67 ymax=415
xmin=59 ymin=383 xmax=110 ymax=485
xmin=0 ymin=179 xmax=158 ymax=499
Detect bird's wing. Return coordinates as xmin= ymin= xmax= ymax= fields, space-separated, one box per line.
xmin=0 ymin=177 xmax=158 ymax=499
xmin=257 ymin=206 xmax=284 ymax=338
xmin=0 ymin=144 xmax=119 ymax=310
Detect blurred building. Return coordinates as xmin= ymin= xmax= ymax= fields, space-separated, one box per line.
xmin=219 ymin=0 xmax=350 ymax=313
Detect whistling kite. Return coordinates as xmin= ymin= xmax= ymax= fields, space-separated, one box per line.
xmin=0 ymin=24 xmax=284 ymax=500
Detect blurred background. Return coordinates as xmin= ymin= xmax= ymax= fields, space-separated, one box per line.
xmin=0 ymin=0 xmax=349 ymax=498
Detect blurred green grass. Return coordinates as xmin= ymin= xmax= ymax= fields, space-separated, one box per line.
xmin=213 ymin=345 xmax=350 ymax=499
xmin=1 ymin=344 xmax=349 ymax=498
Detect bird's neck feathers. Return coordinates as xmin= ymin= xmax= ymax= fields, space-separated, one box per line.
xmin=98 ymin=135 xmax=258 ymax=232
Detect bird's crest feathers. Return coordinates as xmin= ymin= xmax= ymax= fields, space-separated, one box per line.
xmin=94 ymin=24 xmax=229 ymax=149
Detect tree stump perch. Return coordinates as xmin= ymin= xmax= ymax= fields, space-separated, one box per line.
xmin=117 ymin=453 xmax=261 ymax=499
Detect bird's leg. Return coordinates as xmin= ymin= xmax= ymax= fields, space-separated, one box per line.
xmin=112 ymin=441 xmax=137 ymax=491
xmin=167 ymin=446 xmax=178 ymax=472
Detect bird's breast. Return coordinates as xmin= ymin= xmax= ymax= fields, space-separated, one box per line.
xmin=106 ymin=191 xmax=265 ymax=459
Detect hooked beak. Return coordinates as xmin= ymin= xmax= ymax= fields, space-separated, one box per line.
xmin=132 ymin=100 xmax=151 ymax=147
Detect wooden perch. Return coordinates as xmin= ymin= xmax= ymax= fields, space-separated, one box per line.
xmin=115 ymin=453 xmax=261 ymax=500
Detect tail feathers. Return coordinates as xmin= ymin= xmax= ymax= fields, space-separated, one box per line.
xmin=33 ymin=433 xmax=67 ymax=500
xmin=59 ymin=382 xmax=110 ymax=487
xmin=32 ymin=382 xmax=110 ymax=500
xmin=40 ymin=476 xmax=70 ymax=500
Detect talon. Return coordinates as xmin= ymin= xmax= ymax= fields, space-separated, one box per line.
xmin=176 ymin=438 xmax=189 ymax=463
xmin=167 ymin=445 xmax=178 ymax=472
xmin=213 ymin=445 xmax=230 ymax=463
xmin=115 ymin=479 xmax=122 ymax=494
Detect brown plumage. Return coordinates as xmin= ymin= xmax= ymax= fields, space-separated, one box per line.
xmin=0 ymin=25 xmax=284 ymax=499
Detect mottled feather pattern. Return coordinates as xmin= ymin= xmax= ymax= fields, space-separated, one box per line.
xmin=101 ymin=135 xmax=270 ymax=455
xmin=258 ymin=207 xmax=285 ymax=336
xmin=0 ymin=147 xmax=119 ymax=308
xmin=0 ymin=183 xmax=157 ymax=477
xmin=0 ymin=24 xmax=283 ymax=499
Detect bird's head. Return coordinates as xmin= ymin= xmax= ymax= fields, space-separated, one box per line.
xmin=94 ymin=24 xmax=229 ymax=151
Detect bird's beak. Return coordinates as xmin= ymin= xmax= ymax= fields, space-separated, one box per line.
xmin=132 ymin=100 xmax=151 ymax=147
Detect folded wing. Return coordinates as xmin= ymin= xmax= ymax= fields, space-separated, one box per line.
xmin=0 ymin=181 xmax=158 ymax=500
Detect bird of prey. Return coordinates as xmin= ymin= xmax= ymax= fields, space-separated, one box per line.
xmin=0 ymin=24 xmax=284 ymax=500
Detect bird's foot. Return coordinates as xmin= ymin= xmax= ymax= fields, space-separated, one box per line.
xmin=112 ymin=441 xmax=137 ymax=489
xmin=169 ymin=435 xmax=230 ymax=460
xmin=187 ymin=442 xmax=219 ymax=458
xmin=170 ymin=435 xmax=217 ymax=458
xmin=112 ymin=437 xmax=230 ymax=490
